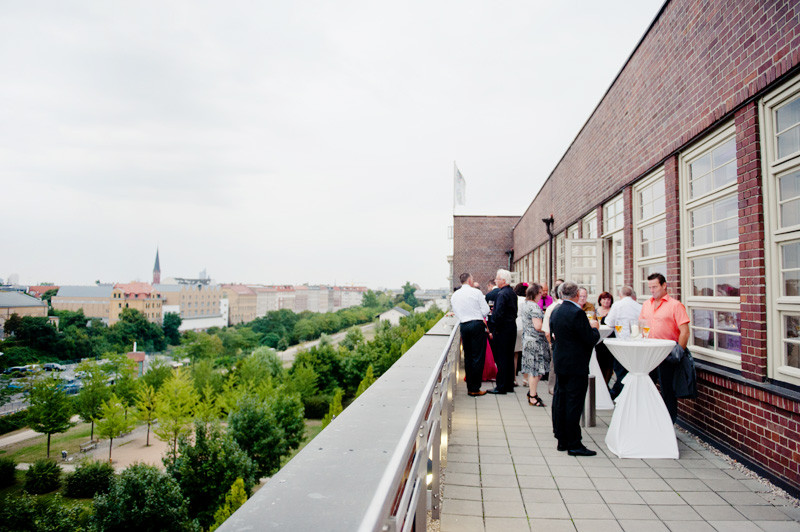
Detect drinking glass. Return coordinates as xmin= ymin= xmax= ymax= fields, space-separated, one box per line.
xmin=640 ymin=319 xmax=651 ymax=339
xmin=630 ymin=319 xmax=640 ymax=338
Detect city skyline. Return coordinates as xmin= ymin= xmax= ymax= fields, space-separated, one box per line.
xmin=1 ymin=1 xmax=664 ymax=288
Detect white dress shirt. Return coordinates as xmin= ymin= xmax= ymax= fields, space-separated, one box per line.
xmin=541 ymin=298 xmax=562 ymax=336
xmin=604 ymin=297 xmax=644 ymax=328
xmin=450 ymin=285 xmax=490 ymax=323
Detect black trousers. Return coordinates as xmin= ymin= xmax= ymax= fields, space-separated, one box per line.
xmin=460 ymin=320 xmax=487 ymax=393
xmin=658 ymin=359 xmax=678 ymax=423
xmin=609 ymin=359 xmax=628 ymax=400
xmin=490 ymin=322 xmax=516 ymax=392
xmin=552 ymin=373 xmax=588 ymax=450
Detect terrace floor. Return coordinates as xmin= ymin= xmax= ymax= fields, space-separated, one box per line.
xmin=439 ymin=378 xmax=800 ymax=532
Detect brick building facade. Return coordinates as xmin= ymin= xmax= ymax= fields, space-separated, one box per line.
xmin=453 ymin=0 xmax=800 ymax=493
xmin=452 ymin=216 xmax=518 ymax=291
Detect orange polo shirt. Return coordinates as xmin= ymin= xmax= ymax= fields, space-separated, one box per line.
xmin=639 ymin=294 xmax=690 ymax=342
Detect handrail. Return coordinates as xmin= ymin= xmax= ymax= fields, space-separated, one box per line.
xmin=218 ymin=316 xmax=460 ymax=532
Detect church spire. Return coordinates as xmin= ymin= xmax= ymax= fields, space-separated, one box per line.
xmin=153 ymin=248 xmax=161 ymax=285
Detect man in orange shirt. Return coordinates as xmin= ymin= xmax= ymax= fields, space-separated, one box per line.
xmin=639 ymin=273 xmax=690 ymax=423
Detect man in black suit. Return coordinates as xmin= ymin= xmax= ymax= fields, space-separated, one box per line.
xmin=549 ymin=281 xmax=600 ymax=456
xmin=487 ymin=269 xmax=517 ymax=394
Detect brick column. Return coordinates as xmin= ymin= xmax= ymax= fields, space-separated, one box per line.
xmin=736 ymin=102 xmax=768 ymax=382
xmin=664 ymin=155 xmax=682 ymax=301
xmin=623 ymin=186 xmax=634 ymax=287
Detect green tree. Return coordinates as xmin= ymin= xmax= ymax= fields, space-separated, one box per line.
xmin=400 ymin=282 xmax=420 ymax=309
xmin=237 ymin=346 xmax=283 ymax=386
xmin=109 ymin=308 xmax=166 ymax=352
xmin=163 ymin=312 xmax=183 ymax=345
xmin=154 ymin=369 xmax=197 ymax=455
xmin=4 ymin=315 xmax=61 ymax=355
xmin=361 ymin=290 xmax=379 ymax=308
xmin=104 ymin=353 xmax=139 ymax=418
xmin=321 ymin=388 xmax=344 ymax=428
xmin=195 ymin=383 xmax=221 ymax=423
xmin=355 ymin=365 xmax=376 ymax=398
xmin=40 ymin=288 xmax=59 ymax=306
xmin=142 ymin=357 xmax=173 ymax=392
xmin=135 ymin=383 xmax=158 ymax=446
xmin=164 ymin=421 xmax=255 ymax=529
xmin=1 ymin=492 xmax=89 ymax=532
xmin=93 ymin=463 xmax=196 ymax=532
xmin=286 ymin=363 xmax=319 ymax=401
xmin=228 ymin=394 xmax=301 ymax=479
xmin=74 ymin=360 xmax=111 ymax=442
xmin=179 ymin=332 xmax=223 ymax=364
xmin=97 ymin=393 xmax=135 ymax=462
xmin=340 ymin=326 xmax=365 ymax=351
xmin=210 ymin=477 xmax=248 ymax=531
xmin=26 ymin=376 xmax=74 ymax=458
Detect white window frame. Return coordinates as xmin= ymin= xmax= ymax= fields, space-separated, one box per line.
xmin=556 ymin=232 xmax=566 ymax=281
xmin=762 ymin=74 xmax=800 ymax=386
xmin=582 ymin=212 xmax=598 ymax=239
xmin=602 ymin=194 xmax=625 ymax=296
xmin=603 ymin=194 xmax=624 ymax=235
xmin=568 ymin=223 xmax=580 ymax=239
xmin=634 ymin=169 xmax=667 ymax=301
xmin=680 ymin=123 xmax=741 ymax=369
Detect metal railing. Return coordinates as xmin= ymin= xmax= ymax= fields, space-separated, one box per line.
xmin=218 ymin=316 xmax=460 ymax=532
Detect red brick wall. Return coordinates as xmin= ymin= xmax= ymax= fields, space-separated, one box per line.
xmin=664 ymin=156 xmax=682 ymax=302
xmin=681 ymin=371 xmax=800 ymax=491
xmin=736 ymin=102 xmax=768 ymax=382
xmin=452 ymin=216 xmax=517 ymax=292
xmin=514 ymin=0 xmax=800 ymax=255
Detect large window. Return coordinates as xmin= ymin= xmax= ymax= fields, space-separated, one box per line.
xmin=762 ymin=75 xmax=800 ymax=385
xmin=582 ymin=213 xmax=597 ymax=239
xmin=556 ymin=232 xmax=566 ymax=281
xmin=634 ymin=170 xmax=667 ymax=300
xmin=603 ymin=194 xmax=625 ymax=295
xmin=680 ymin=124 xmax=740 ymax=366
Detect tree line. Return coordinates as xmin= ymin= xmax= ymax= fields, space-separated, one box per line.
xmin=1 ymin=303 xmax=443 ymax=531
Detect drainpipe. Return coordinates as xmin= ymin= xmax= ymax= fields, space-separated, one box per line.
xmin=505 ymin=250 xmax=514 ymax=272
xmin=542 ymin=215 xmax=555 ymax=289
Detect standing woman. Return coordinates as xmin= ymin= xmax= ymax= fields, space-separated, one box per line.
xmin=595 ymin=291 xmax=615 ymax=384
xmin=513 ymin=282 xmax=528 ymax=387
xmin=522 ymin=283 xmax=551 ymax=406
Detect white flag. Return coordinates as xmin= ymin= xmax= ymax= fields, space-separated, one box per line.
xmin=453 ymin=164 xmax=466 ymax=207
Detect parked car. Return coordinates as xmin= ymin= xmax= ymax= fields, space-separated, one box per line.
xmin=43 ymin=363 xmax=66 ymax=372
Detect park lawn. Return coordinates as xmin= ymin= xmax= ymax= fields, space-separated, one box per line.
xmin=0 ymin=422 xmax=94 ymax=463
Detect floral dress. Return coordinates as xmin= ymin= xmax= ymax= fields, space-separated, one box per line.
xmin=521 ymin=300 xmax=551 ymax=377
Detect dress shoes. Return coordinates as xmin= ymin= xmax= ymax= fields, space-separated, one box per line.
xmin=468 ymin=390 xmax=487 ymax=396
xmin=557 ymin=444 xmax=567 ymax=452
xmin=567 ymin=447 xmax=597 ymax=457
xmin=486 ymin=388 xmax=507 ymax=395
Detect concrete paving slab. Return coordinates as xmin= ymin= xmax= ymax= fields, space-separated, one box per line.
xmin=528 ymin=518 xmax=577 ymax=531
xmin=608 ymin=503 xmax=659 ymax=520
xmin=484 ymin=517 xmax=531 ymax=532
xmin=618 ymin=519 xmax=670 ymax=531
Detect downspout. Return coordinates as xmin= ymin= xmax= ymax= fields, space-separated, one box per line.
xmin=542 ymin=215 xmax=555 ymax=289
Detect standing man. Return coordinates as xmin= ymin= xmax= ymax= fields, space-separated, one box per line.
xmin=451 ymin=273 xmax=490 ymax=397
xmin=549 ymin=282 xmax=600 ymax=456
xmin=487 ymin=269 xmax=517 ymax=395
xmin=604 ymin=286 xmax=643 ymax=399
xmin=640 ymin=273 xmax=690 ymax=423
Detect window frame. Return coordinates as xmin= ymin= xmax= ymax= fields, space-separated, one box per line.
xmin=680 ymin=122 xmax=741 ymax=369
xmin=633 ymin=169 xmax=667 ymax=301
xmin=761 ymin=74 xmax=800 ymax=386
xmin=582 ymin=212 xmax=598 ymax=239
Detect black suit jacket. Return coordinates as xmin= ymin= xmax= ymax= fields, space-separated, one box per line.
xmin=489 ymin=285 xmax=517 ymax=332
xmin=550 ymin=300 xmax=600 ymax=376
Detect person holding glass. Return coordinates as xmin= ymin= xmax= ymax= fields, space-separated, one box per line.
xmin=604 ymin=286 xmax=643 ymax=399
xmin=521 ymin=283 xmax=551 ymax=407
xmin=594 ymin=291 xmax=615 ymax=384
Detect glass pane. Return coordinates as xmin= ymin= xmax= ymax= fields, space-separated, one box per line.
xmin=715 ymin=217 xmax=738 ymax=242
xmin=779 ymin=170 xmax=800 ymax=200
xmin=713 ymin=162 xmax=737 ymax=189
xmin=693 ymin=257 xmax=714 ymax=276
xmin=776 ymin=97 xmax=800 ymax=133
xmin=693 ymin=226 xmax=713 ymax=247
xmin=783 ymin=241 xmax=800 ymax=269
xmin=788 ymin=315 xmax=800 ymax=340
xmin=717 ymin=332 xmax=742 ymax=354
xmin=784 ymin=271 xmax=800 ymax=297
xmin=692 ymin=204 xmax=713 ymax=227
xmin=778 ymin=125 xmax=800 ymax=159
xmin=691 ymin=154 xmax=711 ymax=179
xmin=717 ymin=275 xmax=740 ymax=297
xmin=691 ymin=174 xmax=712 ymax=198
xmin=693 ymin=277 xmax=713 ymax=296
xmin=715 ymin=254 xmax=738 ymax=275
xmin=785 ymin=315 xmax=800 ymax=368
xmin=781 ymin=199 xmax=800 ymax=227
xmin=716 ymin=311 xmax=741 ymax=332
xmin=712 ymin=139 xmax=736 ymax=166
xmin=692 ymin=309 xmax=714 ymax=326
xmin=787 ymin=342 xmax=800 ymax=369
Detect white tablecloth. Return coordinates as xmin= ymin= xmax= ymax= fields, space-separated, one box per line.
xmin=604 ymin=338 xmax=679 ymax=459
xmin=590 ymin=326 xmax=615 ymax=410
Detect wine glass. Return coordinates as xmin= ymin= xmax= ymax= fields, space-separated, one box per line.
xmin=640 ymin=319 xmax=651 ymax=339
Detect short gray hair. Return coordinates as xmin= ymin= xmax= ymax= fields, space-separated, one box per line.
xmin=620 ymin=285 xmax=635 ymax=298
xmin=560 ymin=281 xmax=579 ymax=299
xmin=496 ymin=269 xmax=512 ymax=284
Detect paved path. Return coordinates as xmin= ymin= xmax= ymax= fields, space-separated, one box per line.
xmin=440 ymin=378 xmax=800 ymax=532
xmin=0 ymin=415 xmax=82 ymax=448
xmin=278 ymin=322 xmax=375 ymax=366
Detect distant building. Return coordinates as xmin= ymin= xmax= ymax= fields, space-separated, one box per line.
xmin=0 ymin=291 xmax=49 ymax=336
xmin=27 ymin=285 xmax=59 ymax=299
xmin=152 ymin=249 xmax=161 ymax=285
xmin=378 ymin=306 xmax=411 ymax=326
xmin=221 ymin=284 xmax=258 ymax=325
xmin=114 ymin=282 xmax=163 ymax=325
xmin=52 ymin=285 xmax=117 ymax=324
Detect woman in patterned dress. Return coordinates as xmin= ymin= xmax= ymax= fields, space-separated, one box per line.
xmin=521 ymin=283 xmax=551 ymax=406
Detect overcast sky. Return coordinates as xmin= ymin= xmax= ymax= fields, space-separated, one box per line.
xmin=1 ymin=0 xmax=664 ymax=290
